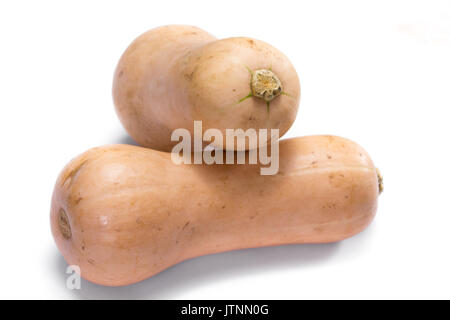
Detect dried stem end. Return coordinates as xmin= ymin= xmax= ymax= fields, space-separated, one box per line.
xmin=251 ymin=69 xmax=283 ymax=102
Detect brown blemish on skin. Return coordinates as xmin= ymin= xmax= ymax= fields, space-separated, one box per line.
xmin=182 ymin=221 xmax=190 ymax=230
xmin=327 ymin=154 xmax=332 ymax=159
xmin=62 ymin=160 xmax=88 ymax=187
xmin=75 ymin=197 xmax=83 ymax=204
xmin=87 ymin=258 xmax=95 ymax=265
xmin=184 ymin=72 xmax=194 ymax=81
xmin=326 ymin=203 xmax=337 ymax=210
xmin=328 ymin=172 xmax=346 ymax=188
xmin=126 ymin=89 xmax=134 ymax=99
xmin=118 ymin=70 xmax=124 ymax=77
xmin=314 ymin=226 xmax=324 ymax=232
xmin=58 ymin=208 xmax=71 ymax=239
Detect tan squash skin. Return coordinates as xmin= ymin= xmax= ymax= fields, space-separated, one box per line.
xmin=113 ymin=25 xmax=301 ymax=151
xmin=50 ymin=136 xmax=380 ymax=286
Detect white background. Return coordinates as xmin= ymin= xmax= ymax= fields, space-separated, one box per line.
xmin=1 ymin=0 xmax=449 ymax=299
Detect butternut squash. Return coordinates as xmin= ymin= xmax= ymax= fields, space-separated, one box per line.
xmin=113 ymin=25 xmax=301 ymax=151
xmin=50 ymin=136 xmax=381 ymax=286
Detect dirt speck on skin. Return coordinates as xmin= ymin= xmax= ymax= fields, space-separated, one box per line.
xmin=126 ymin=89 xmax=134 ymax=99
xmin=314 ymin=226 xmax=324 ymax=233
xmin=327 ymin=154 xmax=332 ymax=159
xmin=182 ymin=221 xmax=190 ymax=230
xmin=118 ymin=70 xmax=124 ymax=77
xmin=247 ymin=39 xmax=255 ymax=46
xmin=184 ymin=72 xmax=194 ymax=81
xmin=222 ymin=205 xmax=226 ymax=209
xmin=322 ymin=203 xmax=337 ymax=210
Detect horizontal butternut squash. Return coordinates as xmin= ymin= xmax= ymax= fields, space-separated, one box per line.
xmin=113 ymin=25 xmax=300 ymax=151
xmin=50 ymin=136 xmax=381 ymax=286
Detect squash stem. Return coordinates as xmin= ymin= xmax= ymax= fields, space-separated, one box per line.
xmin=250 ymin=69 xmax=283 ymax=103
xmin=376 ymin=168 xmax=384 ymax=194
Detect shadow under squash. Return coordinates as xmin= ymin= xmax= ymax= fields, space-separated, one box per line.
xmin=116 ymin=133 xmax=139 ymax=146
xmin=53 ymin=242 xmax=340 ymax=299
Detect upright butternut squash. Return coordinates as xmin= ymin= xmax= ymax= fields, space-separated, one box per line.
xmin=113 ymin=25 xmax=300 ymax=151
